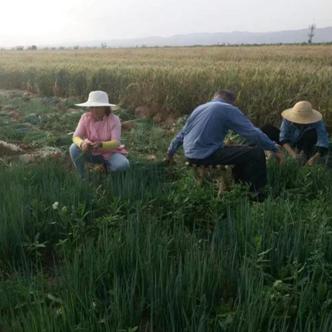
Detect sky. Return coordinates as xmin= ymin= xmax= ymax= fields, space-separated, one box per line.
xmin=0 ymin=0 xmax=331 ymax=47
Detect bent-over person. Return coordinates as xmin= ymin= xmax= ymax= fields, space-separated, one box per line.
xmin=166 ymin=89 xmax=283 ymax=199
xmin=262 ymin=101 xmax=329 ymax=166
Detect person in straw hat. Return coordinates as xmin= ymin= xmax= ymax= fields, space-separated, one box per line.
xmin=69 ymin=90 xmax=129 ymax=178
xmin=262 ymin=101 xmax=329 ymax=166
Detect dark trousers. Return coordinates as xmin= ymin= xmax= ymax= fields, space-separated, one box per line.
xmin=261 ymin=124 xmax=318 ymax=159
xmin=187 ymin=145 xmax=267 ymax=192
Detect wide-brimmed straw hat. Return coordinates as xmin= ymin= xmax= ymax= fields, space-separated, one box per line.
xmin=75 ymin=91 xmax=117 ymax=107
xmin=281 ymin=101 xmax=322 ymax=124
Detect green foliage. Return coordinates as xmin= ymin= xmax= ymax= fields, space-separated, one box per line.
xmin=1 ymin=157 xmax=332 ymax=331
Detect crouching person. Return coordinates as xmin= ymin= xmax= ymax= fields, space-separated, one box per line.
xmin=166 ymin=89 xmax=283 ymax=200
xmin=69 ymin=90 xmax=129 ymax=178
xmin=262 ymin=101 xmax=329 ymax=166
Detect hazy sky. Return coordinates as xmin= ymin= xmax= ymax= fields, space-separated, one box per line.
xmin=0 ymin=0 xmax=331 ymax=46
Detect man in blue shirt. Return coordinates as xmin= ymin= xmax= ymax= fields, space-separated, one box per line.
xmin=166 ymin=89 xmax=283 ymax=193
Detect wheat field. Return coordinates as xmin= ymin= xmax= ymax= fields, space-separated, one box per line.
xmin=0 ymin=45 xmax=331 ymax=126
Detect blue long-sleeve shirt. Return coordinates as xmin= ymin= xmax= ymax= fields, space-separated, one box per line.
xmin=167 ymin=98 xmax=278 ymax=159
xmin=280 ymin=118 xmax=329 ymax=151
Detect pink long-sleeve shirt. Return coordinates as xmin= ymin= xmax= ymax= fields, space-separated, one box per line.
xmin=73 ymin=112 xmax=127 ymax=159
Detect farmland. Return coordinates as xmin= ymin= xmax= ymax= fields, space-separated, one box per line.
xmin=1 ymin=45 xmax=332 ymax=126
xmin=0 ymin=45 xmax=332 ymax=331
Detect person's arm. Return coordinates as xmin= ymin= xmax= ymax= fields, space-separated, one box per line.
xmin=100 ymin=140 xmax=120 ymax=150
xmin=314 ymin=120 xmax=329 ymax=156
xmin=226 ymin=107 xmax=278 ymax=152
xmin=167 ymin=123 xmax=189 ymax=160
xmin=166 ymin=130 xmax=185 ymax=162
xmin=306 ymin=152 xmax=321 ymax=166
xmin=279 ymin=119 xmax=298 ymax=158
xmin=282 ymin=143 xmax=298 ymax=159
xmin=279 ymin=119 xmax=292 ymax=145
xmin=306 ymin=121 xmax=329 ymax=166
xmin=73 ymin=136 xmax=84 ymax=148
xmin=72 ymin=114 xmax=92 ymax=151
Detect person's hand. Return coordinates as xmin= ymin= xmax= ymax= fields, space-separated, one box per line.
xmin=283 ymin=144 xmax=301 ymax=163
xmin=164 ymin=154 xmax=175 ymax=166
xmin=306 ymin=158 xmax=315 ymax=166
xmin=286 ymin=148 xmax=300 ymax=161
xmin=91 ymin=142 xmax=102 ymax=151
xmin=305 ymin=153 xmax=320 ymax=167
xmin=80 ymin=139 xmax=93 ymax=152
xmin=292 ymin=151 xmax=307 ymax=165
xmin=273 ymin=150 xmax=285 ymax=164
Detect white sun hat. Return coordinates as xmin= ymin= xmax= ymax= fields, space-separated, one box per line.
xmin=75 ymin=91 xmax=117 ymax=107
xmin=281 ymin=101 xmax=322 ymax=124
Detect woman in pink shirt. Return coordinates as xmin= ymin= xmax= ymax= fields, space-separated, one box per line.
xmin=69 ymin=91 xmax=129 ymax=178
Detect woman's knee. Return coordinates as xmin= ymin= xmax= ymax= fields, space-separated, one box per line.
xmin=109 ymin=154 xmax=130 ymax=172
xmin=69 ymin=143 xmax=86 ymax=169
xmin=69 ymin=143 xmax=80 ymax=158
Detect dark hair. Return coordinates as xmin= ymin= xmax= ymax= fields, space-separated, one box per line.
xmin=214 ymin=89 xmax=236 ymax=104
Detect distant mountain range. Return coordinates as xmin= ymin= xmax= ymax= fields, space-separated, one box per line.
xmin=74 ymin=26 xmax=332 ymax=48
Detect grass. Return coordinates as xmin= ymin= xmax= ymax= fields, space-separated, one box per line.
xmin=1 ymin=156 xmax=332 ymax=331
xmin=4 ymin=179 xmax=332 ymax=326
